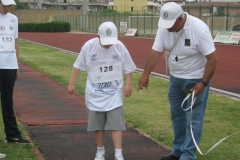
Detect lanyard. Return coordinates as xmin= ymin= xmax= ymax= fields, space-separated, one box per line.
xmin=181 ymin=90 xmax=240 ymax=155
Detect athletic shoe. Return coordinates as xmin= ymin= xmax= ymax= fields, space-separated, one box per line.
xmin=0 ymin=153 xmax=6 ymax=159
xmin=115 ymin=155 xmax=124 ymax=160
xmin=94 ymin=153 xmax=105 ymax=160
xmin=5 ymin=137 xmax=30 ymax=144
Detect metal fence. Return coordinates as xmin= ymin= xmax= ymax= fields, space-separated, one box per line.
xmin=52 ymin=4 xmax=240 ymax=37
xmin=53 ymin=11 xmax=160 ymax=37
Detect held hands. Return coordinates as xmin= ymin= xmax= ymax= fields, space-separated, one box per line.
xmin=137 ymin=75 xmax=149 ymax=91
xmin=68 ymin=84 xmax=76 ymax=95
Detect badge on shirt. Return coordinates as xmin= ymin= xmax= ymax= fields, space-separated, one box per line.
xmin=185 ymin=39 xmax=190 ymax=46
xmin=0 ymin=26 xmax=5 ymax=31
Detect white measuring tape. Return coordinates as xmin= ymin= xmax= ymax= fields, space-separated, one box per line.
xmin=181 ymin=90 xmax=240 ymax=155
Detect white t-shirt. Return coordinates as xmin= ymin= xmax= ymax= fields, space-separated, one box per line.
xmin=0 ymin=13 xmax=18 ymax=69
xmin=152 ymin=13 xmax=216 ymax=79
xmin=74 ymin=38 xmax=136 ymax=111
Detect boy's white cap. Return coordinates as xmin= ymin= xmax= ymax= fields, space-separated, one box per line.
xmin=158 ymin=2 xmax=183 ymax=28
xmin=98 ymin=21 xmax=118 ymax=45
xmin=1 ymin=0 xmax=16 ymax=5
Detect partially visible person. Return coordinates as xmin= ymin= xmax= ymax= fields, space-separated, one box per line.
xmin=138 ymin=2 xmax=217 ymax=160
xmin=68 ymin=21 xmax=136 ymax=160
xmin=0 ymin=0 xmax=30 ymax=144
xmin=0 ymin=153 xmax=6 ymax=159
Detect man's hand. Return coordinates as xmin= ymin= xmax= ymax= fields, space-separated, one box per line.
xmin=137 ymin=75 xmax=149 ymax=91
xmin=137 ymin=49 xmax=161 ymax=91
xmin=191 ymin=82 xmax=206 ymax=97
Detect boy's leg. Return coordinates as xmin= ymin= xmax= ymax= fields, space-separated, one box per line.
xmin=95 ymin=130 xmax=105 ymax=147
xmin=0 ymin=69 xmax=22 ymax=139
xmin=112 ymin=130 xmax=124 ymax=159
xmin=87 ymin=110 xmax=106 ymax=159
xmin=94 ymin=130 xmax=105 ymax=160
xmin=105 ymin=107 xmax=125 ymax=159
xmin=111 ymin=130 xmax=122 ymax=149
xmin=1 ymin=70 xmax=29 ymax=144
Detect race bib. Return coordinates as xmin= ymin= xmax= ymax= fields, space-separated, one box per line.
xmin=0 ymin=33 xmax=15 ymax=52
xmin=91 ymin=59 xmax=122 ymax=83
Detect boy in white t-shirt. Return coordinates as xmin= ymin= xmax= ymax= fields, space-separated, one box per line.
xmin=68 ymin=21 xmax=136 ymax=160
xmin=0 ymin=0 xmax=30 ymax=150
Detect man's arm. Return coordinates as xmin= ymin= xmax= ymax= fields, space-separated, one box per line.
xmin=192 ymin=51 xmax=218 ymax=96
xmin=137 ymin=49 xmax=162 ymax=91
xmin=202 ymin=51 xmax=218 ymax=84
xmin=68 ymin=67 xmax=80 ymax=95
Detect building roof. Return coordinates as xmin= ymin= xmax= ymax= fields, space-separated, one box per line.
xmin=184 ymin=2 xmax=240 ymax=7
xmin=157 ymin=0 xmax=184 ymax=2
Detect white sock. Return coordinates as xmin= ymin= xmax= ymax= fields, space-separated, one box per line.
xmin=115 ymin=148 xmax=122 ymax=156
xmin=97 ymin=146 xmax=105 ymax=155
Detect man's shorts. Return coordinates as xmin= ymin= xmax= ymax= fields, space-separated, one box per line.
xmin=87 ymin=106 xmax=126 ymax=132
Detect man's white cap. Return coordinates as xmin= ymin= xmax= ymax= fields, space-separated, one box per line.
xmin=158 ymin=2 xmax=183 ymax=28
xmin=1 ymin=0 xmax=16 ymax=5
xmin=98 ymin=21 xmax=118 ymax=45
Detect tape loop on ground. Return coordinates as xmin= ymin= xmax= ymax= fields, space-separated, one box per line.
xmin=181 ymin=90 xmax=240 ymax=155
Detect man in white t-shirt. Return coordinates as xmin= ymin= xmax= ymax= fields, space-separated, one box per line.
xmin=0 ymin=0 xmax=30 ymax=150
xmin=68 ymin=21 xmax=136 ymax=160
xmin=138 ymin=2 xmax=217 ymax=160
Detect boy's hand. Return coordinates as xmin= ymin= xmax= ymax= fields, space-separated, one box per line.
xmin=124 ymin=84 xmax=132 ymax=97
xmin=15 ymin=70 xmax=20 ymax=81
xmin=68 ymin=84 xmax=76 ymax=95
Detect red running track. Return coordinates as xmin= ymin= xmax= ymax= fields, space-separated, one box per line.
xmin=19 ymin=32 xmax=240 ymax=95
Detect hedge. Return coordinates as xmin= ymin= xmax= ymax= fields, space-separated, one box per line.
xmin=19 ymin=21 xmax=71 ymax=32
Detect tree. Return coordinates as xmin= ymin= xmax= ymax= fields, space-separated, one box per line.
xmin=102 ymin=8 xmax=118 ymax=13
xmin=15 ymin=0 xmax=30 ymax=9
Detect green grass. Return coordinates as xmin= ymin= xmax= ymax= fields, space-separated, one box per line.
xmin=0 ymin=105 xmax=39 ymax=160
xmin=5 ymin=39 xmax=239 ymax=160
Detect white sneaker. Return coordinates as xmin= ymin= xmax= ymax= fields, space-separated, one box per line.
xmin=115 ymin=154 xmax=124 ymax=160
xmin=0 ymin=153 xmax=6 ymax=159
xmin=94 ymin=153 xmax=105 ymax=160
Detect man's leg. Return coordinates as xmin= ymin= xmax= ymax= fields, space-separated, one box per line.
xmin=168 ymin=74 xmax=187 ymax=158
xmin=180 ymin=83 xmax=210 ymax=160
